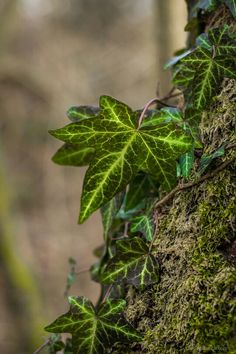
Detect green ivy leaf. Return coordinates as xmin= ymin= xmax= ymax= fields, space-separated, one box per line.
xmin=179 ymin=149 xmax=195 ymax=178
xmin=196 ymin=33 xmax=212 ymax=51
xmin=50 ymin=96 xmax=192 ymax=223
xmin=130 ymin=214 xmax=155 ymax=242
xmin=47 ymin=334 xmax=65 ymax=354
xmin=45 ymin=296 xmax=142 ymax=354
xmin=67 ymin=106 xmax=100 ymax=122
xmin=101 ymin=237 xmax=159 ymax=289
xmin=223 ymin=0 xmax=236 ymax=18
xmin=198 ymin=146 xmax=225 ymax=175
xmin=124 ymin=172 xmax=159 ymax=212
xmin=52 ymin=144 xmax=94 ymax=166
xmin=174 ymin=46 xmax=236 ymax=109
xmin=208 ymin=25 xmax=236 ymax=55
xmin=101 ymin=191 xmax=125 ymax=242
xmin=141 ymin=107 xmax=183 ymax=128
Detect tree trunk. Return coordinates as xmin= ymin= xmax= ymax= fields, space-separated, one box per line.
xmin=121 ymin=3 xmax=236 ymax=353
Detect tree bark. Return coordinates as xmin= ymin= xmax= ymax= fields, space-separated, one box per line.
xmin=119 ymin=3 xmax=236 ymax=353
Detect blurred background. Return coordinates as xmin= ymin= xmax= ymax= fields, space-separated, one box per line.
xmin=0 ymin=0 xmax=187 ymax=352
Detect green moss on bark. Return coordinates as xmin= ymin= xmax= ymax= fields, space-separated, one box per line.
xmin=124 ymin=79 xmax=236 ymax=353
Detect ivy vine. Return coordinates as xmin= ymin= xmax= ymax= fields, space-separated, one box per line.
xmin=37 ymin=2 xmax=236 ymax=353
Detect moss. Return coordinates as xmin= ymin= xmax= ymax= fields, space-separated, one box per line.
xmin=123 ymin=80 xmax=236 ymax=353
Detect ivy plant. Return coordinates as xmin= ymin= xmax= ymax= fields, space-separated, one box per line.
xmin=50 ymin=95 xmax=192 ymax=222
xmin=41 ymin=3 xmax=236 ymax=353
xmin=46 ymin=297 xmax=142 ymax=354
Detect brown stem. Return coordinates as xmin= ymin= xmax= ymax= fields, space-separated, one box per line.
xmin=161 ymin=92 xmax=183 ymax=101
xmin=74 ymin=268 xmax=90 ymax=275
xmin=138 ymin=98 xmax=176 ymax=128
xmin=155 ymin=157 xmax=235 ymax=210
xmin=102 ymin=284 xmax=113 ymax=303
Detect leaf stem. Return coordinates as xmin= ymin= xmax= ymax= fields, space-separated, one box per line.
xmin=102 ymin=284 xmax=113 ymax=303
xmin=138 ymin=97 xmax=176 ymax=128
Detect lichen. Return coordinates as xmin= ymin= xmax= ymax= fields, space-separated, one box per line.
xmin=123 ymin=80 xmax=236 ymax=353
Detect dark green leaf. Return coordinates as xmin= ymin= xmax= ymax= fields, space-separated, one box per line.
xmin=48 ymin=334 xmax=65 ymax=354
xmin=45 ymin=296 xmax=142 ymax=354
xmin=124 ymin=172 xmax=159 ymax=212
xmin=50 ymin=96 xmax=192 ymax=223
xmin=67 ymin=106 xmax=100 ymax=122
xmin=174 ymin=47 xmax=236 ymax=109
xmin=101 ymin=191 xmax=125 ymax=241
xmin=52 ymin=144 xmax=94 ymax=166
xmin=130 ymin=214 xmax=155 ymax=242
xmin=208 ymin=25 xmax=236 ymax=55
xmin=101 ymin=237 xmax=159 ymax=289
xmin=198 ymin=146 xmax=225 ymax=175
xmin=223 ymin=0 xmax=236 ymax=18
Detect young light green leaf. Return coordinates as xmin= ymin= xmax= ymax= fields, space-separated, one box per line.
xmin=198 ymin=146 xmax=225 ymax=175
xmin=223 ymin=0 xmax=236 ymax=18
xmin=45 ymin=296 xmax=142 ymax=354
xmin=52 ymin=144 xmax=94 ymax=166
xmin=67 ymin=106 xmax=100 ymax=122
xmin=130 ymin=214 xmax=155 ymax=242
xmin=50 ymin=96 xmax=193 ymax=223
xmin=101 ymin=237 xmax=159 ymax=289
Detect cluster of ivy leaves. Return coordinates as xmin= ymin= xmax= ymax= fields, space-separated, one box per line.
xmin=44 ymin=1 xmax=236 ymax=353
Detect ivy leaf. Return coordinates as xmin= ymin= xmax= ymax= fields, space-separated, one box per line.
xmin=130 ymin=214 xmax=155 ymax=242
xmin=196 ymin=33 xmax=212 ymax=51
xmin=45 ymin=296 xmax=142 ymax=354
xmin=198 ymin=146 xmax=225 ymax=175
xmin=141 ymin=107 xmax=183 ymax=128
xmin=179 ymin=149 xmax=195 ymax=178
xmin=52 ymin=144 xmax=94 ymax=166
xmin=223 ymin=0 xmax=236 ymax=18
xmin=101 ymin=191 xmax=125 ymax=242
xmin=50 ymin=96 xmax=192 ymax=223
xmin=174 ymin=47 xmax=236 ymax=109
xmin=67 ymin=106 xmax=100 ymax=122
xmin=101 ymin=237 xmax=159 ymax=289
xmin=124 ymin=172 xmax=159 ymax=212
xmin=47 ymin=334 xmax=65 ymax=354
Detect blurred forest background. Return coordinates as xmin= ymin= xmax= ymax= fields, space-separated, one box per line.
xmin=0 ymin=0 xmax=187 ymax=352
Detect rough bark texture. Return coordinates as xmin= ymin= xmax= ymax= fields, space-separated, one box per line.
xmin=113 ymin=3 xmax=236 ymax=353
xmin=124 ymin=79 xmax=235 ymax=353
